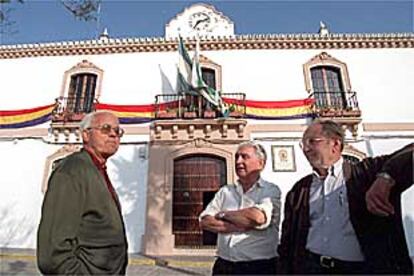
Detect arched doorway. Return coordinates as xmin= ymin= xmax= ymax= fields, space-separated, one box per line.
xmin=173 ymin=154 xmax=226 ymax=248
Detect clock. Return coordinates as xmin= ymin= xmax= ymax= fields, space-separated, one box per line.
xmin=188 ymin=11 xmax=212 ymax=32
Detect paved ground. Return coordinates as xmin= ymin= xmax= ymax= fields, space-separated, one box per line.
xmin=0 ymin=248 xmax=214 ymax=275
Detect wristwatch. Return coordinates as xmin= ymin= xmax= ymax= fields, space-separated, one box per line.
xmin=217 ymin=212 xmax=226 ymax=220
xmin=376 ymin=172 xmax=395 ymax=184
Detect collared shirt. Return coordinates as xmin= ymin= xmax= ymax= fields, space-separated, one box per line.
xmin=306 ymin=157 xmax=364 ymax=261
xmin=199 ymin=178 xmax=281 ymax=261
xmin=84 ymin=148 xmax=121 ymax=211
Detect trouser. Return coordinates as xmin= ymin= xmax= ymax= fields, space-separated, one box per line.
xmin=304 ymin=250 xmax=367 ymax=274
xmin=212 ymin=256 xmax=278 ymax=275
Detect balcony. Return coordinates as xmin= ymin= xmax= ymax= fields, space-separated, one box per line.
xmin=52 ymin=97 xmax=97 ymax=122
xmin=309 ymin=91 xmax=362 ymax=137
xmin=50 ymin=97 xmax=97 ymax=142
xmin=154 ymin=93 xmax=246 ymax=120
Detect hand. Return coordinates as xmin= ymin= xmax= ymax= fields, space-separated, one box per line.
xmin=215 ymin=211 xmax=227 ymax=221
xmin=366 ymin=176 xmax=395 ymax=216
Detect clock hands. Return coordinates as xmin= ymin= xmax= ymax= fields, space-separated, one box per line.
xmin=193 ymin=16 xmax=209 ymax=29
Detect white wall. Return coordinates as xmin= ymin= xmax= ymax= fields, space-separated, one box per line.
xmin=109 ymin=144 xmax=149 ymax=252
xmin=0 ymin=137 xmax=149 ymax=253
xmin=1 ymin=47 xmax=413 ymax=123
xmin=0 ymin=138 xmax=58 ymax=248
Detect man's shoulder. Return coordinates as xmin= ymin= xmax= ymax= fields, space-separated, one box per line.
xmin=260 ymin=179 xmax=282 ymax=195
xmin=289 ymin=174 xmax=313 ymax=193
xmin=56 ymin=150 xmax=92 ymax=172
xmin=218 ymin=184 xmax=235 ymax=192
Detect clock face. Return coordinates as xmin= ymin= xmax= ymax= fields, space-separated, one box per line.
xmin=188 ymin=11 xmax=212 ymax=31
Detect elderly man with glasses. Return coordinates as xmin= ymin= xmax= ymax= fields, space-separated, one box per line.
xmin=278 ymin=119 xmax=413 ymax=275
xmin=37 ymin=111 xmax=128 ymax=275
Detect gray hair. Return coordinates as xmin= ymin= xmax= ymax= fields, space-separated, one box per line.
xmin=312 ymin=119 xmax=345 ymax=151
xmin=79 ymin=111 xmax=117 ymax=131
xmin=237 ymin=141 xmax=267 ymax=165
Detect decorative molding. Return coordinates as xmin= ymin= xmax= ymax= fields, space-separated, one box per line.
xmin=165 ymin=3 xmax=233 ymax=31
xmin=303 ymin=51 xmax=352 ymax=92
xmin=362 ymin=122 xmax=414 ymax=131
xmin=150 ymin=119 xmax=248 ymax=142
xmin=0 ymin=128 xmax=49 ymax=137
xmin=1 ymin=33 xmax=413 ymax=59
xmin=60 ymin=59 xmax=104 ymax=98
xmin=165 ymin=3 xmax=235 ymax=39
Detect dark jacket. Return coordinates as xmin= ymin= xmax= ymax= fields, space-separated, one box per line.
xmin=278 ymin=144 xmax=413 ymax=275
xmin=37 ymin=150 xmax=128 ymax=275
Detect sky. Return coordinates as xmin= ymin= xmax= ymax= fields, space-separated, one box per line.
xmin=0 ymin=0 xmax=413 ymax=45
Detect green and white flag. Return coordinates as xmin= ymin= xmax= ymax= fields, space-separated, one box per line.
xmin=190 ymin=38 xmax=228 ymax=116
xmin=175 ymin=36 xmax=194 ymax=95
xmin=175 ymin=36 xmax=228 ymax=116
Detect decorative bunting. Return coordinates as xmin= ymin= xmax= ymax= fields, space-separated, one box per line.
xmin=95 ymin=103 xmax=154 ymax=124
xmin=0 ymin=104 xmax=56 ymax=129
xmin=224 ymin=98 xmax=315 ymax=120
xmin=0 ymin=98 xmax=314 ymax=129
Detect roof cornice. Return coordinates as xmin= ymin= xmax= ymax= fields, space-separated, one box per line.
xmin=1 ymin=32 xmax=413 ymax=59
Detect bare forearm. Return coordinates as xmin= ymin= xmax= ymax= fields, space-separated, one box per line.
xmin=219 ymin=207 xmax=266 ymax=229
xmin=200 ymin=215 xmax=245 ymax=233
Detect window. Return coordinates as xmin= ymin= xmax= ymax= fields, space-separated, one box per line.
xmin=199 ymin=55 xmax=221 ymax=91
xmin=201 ymin=68 xmax=216 ymax=90
xmin=182 ymin=55 xmax=222 ymax=115
xmin=303 ymin=52 xmax=352 ymax=110
xmin=67 ymin=73 xmax=97 ymax=113
xmin=311 ymin=66 xmax=346 ymax=109
xmin=60 ymin=60 xmax=103 ymax=115
xmin=201 ymin=67 xmax=217 ymax=111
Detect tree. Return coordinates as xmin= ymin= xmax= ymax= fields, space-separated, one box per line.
xmin=0 ymin=0 xmax=100 ymax=34
xmin=60 ymin=0 xmax=101 ymax=21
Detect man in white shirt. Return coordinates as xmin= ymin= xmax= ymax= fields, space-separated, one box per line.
xmin=199 ymin=141 xmax=281 ymax=275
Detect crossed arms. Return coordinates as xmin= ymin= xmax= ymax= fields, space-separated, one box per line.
xmin=200 ymin=207 xmax=267 ymax=233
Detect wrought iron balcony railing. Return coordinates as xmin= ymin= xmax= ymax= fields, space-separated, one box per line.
xmin=309 ymin=91 xmax=361 ymax=117
xmin=52 ymin=97 xmax=98 ymax=122
xmin=154 ymin=93 xmax=246 ymax=119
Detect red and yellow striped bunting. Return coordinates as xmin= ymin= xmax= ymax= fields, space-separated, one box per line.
xmin=0 ymin=104 xmax=56 ymax=129
xmin=223 ymin=98 xmax=314 ymax=119
xmin=0 ymin=98 xmax=314 ymax=128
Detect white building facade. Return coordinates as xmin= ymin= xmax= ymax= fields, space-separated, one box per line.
xmin=1 ymin=3 xmax=413 ymax=256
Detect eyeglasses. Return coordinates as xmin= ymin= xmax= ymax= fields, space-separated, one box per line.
xmin=299 ymin=137 xmax=327 ymax=148
xmin=87 ymin=124 xmax=124 ymax=137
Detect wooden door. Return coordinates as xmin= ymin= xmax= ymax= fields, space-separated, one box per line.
xmin=173 ymin=154 xmax=226 ymax=248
